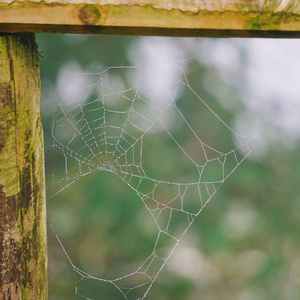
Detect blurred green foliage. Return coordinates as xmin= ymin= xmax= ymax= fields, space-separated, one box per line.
xmin=37 ymin=34 xmax=300 ymax=300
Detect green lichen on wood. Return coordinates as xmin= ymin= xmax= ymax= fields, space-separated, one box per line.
xmin=249 ymin=11 xmax=300 ymax=30
xmin=0 ymin=1 xmax=58 ymax=10
xmin=0 ymin=33 xmax=47 ymax=300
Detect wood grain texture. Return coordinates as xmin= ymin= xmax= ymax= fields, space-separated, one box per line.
xmin=0 ymin=33 xmax=47 ymax=300
xmin=0 ymin=0 xmax=300 ymax=37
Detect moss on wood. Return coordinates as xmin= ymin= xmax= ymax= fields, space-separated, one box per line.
xmin=0 ymin=33 xmax=47 ymax=300
xmin=249 ymin=11 xmax=300 ymax=30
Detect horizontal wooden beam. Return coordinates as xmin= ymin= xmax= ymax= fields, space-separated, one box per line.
xmin=1 ymin=1 xmax=300 ymax=37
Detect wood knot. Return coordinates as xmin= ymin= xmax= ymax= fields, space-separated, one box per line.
xmin=79 ymin=5 xmax=100 ymax=25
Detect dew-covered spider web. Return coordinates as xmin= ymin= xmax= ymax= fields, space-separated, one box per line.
xmin=49 ymin=59 xmax=260 ymax=300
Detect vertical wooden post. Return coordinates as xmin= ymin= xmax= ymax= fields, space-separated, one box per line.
xmin=0 ymin=34 xmax=47 ymax=299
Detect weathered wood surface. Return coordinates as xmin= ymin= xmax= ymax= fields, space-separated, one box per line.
xmin=0 ymin=0 xmax=300 ymax=37
xmin=0 ymin=33 xmax=47 ymax=300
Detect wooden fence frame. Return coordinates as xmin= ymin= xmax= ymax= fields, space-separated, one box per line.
xmin=0 ymin=0 xmax=299 ymax=298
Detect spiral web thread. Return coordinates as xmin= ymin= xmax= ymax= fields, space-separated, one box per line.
xmin=50 ymin=61 xmax=256 ymax=300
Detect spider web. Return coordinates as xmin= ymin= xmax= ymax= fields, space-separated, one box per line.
xmin=49 ymin=60 xmax=257 ymax=300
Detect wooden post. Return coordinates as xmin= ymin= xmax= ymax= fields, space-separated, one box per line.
xmin=0 ymin=34 xmax=47 ymax=299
